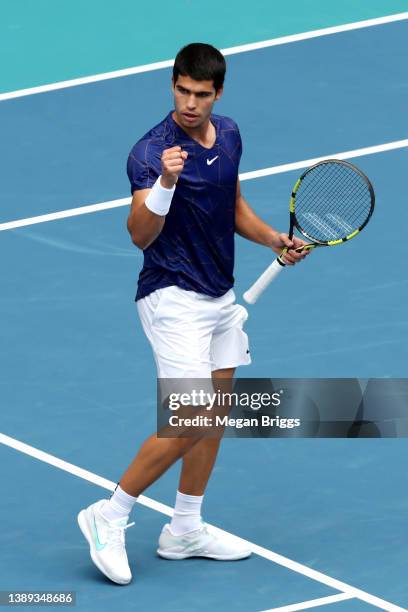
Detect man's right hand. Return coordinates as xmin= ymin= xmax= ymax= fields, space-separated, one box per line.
xmin=160 ymin=146 xmax=188 ymax=188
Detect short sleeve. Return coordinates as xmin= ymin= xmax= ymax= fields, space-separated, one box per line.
xmin=126 ymin=139 xmax=160 ymax=194
xmin=236 ymin=127 xmax=243 ymax=160
xmin=219 ymin=115 xmax=242 ymax=163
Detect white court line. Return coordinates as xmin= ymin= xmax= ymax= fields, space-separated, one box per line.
xmin=0 ymin=433 xmax=173 ymax=517
xmin=0 ymin=12 xmax=407 ymax=101
xmin=0 ymin=431 xmax=406 ymax=611
xmin=0 ymin=197 xmax=131 ymax=232
xmin=260 ymin=592 xmax=354 ymax=612
xmin=239 ymin=139 xmax=408 ymax=180
xmin=1 ymin=138 xmax=407 ymax=233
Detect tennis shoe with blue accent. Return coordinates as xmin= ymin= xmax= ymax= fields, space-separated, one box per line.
xmin=157 ymin=521 xmax=252 ymax=560
xmin=77 ymin=499 xmax=134 ymax=585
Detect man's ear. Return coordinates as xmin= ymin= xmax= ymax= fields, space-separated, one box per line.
xmin=215 ymin=86 xmax=224 ymax=101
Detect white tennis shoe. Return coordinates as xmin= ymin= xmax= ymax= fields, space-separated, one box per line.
xmin=77 ymin=499 xmax=134 ymax=585
xmin=157 ymin=521 xmax=252 ymax=560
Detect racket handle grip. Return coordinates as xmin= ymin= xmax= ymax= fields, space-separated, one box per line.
xmin=243 ymin=258 xmax=285 ymax=304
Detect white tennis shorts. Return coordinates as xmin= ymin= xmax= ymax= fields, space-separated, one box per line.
xmin=137 ymin=285 xmax=251 ymax=378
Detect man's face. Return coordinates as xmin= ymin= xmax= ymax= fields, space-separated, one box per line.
xmin=172 ymin=74 xmax=223 ymax=129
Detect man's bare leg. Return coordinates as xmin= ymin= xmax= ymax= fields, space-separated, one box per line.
xmin=158 ymin=365 xmax=251 ymax=560
xmin=178 ymin=367 xmax=234 ymax=495
xmin=119 ymin=368 xmax=234 ymax=497
xmin=119 ymin=434 xmax=199 ymax=498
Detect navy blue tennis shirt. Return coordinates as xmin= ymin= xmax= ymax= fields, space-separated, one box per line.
xmin=127 ymin=111 xmax=242 ymax=301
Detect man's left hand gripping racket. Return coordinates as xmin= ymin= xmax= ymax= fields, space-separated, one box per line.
xmin=243 ymin=159 xmax=375 ymax=304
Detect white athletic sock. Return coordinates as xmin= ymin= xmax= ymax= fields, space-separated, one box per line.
xmin=100 ymin=484 xmax=138 ymax=522
xmin=169 ymin=490 xmax=204 ymax=536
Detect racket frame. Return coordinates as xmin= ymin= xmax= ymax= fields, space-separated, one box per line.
xmin=291 ymin=159 xmax=375 ymax=246
xmin=277 ymin=158 xmax=375 ymax=263
xmin=244 ymin=159 xmax=375 ymax=304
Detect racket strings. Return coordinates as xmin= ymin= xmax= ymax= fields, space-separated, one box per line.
xmin=294 ymin=162 xmax=372 ymax=242
xmin=298 ymin=165 xmax=370 ymax=222
xmin=299 ymin=164 xmax=371 ymax=219
xmin=300 ymin=177 xmax=368 ymax=234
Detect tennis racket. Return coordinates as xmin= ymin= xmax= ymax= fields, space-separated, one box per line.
xmin=243 ymin=159 xmax=375 ymax=304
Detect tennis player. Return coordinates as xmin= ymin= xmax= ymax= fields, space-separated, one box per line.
xmin=78 ymin=43 xmax=307 ymax=585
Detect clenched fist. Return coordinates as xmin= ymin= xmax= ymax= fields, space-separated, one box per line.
xmin=160 ymin=146 xmax=188 ymax=189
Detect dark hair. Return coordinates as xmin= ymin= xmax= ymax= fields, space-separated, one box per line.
xmin=173 ymin=43 xmax=226 ymax=92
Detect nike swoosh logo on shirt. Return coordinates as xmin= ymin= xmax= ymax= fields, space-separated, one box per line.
xmin=206 ymin=156 xmax=219 ymax=165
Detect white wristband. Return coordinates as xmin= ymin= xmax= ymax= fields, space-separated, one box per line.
xmin=145 ymin=176 xmax=176 ymax=216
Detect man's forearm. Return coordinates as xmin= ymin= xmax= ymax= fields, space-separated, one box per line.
xmin=127 ymin=175 xmax=178 ymax=250
xmin=127 ymin=203 xmax=165 ymax=250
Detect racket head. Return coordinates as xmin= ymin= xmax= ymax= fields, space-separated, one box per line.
xmin=291 ymin=159 xmax=375 ymax=246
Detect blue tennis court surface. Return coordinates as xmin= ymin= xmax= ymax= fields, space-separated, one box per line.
xmin=1 ymin=6 xmax=407 ymax=612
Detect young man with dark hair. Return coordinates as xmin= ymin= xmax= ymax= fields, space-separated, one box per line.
xmin=78 ymin=43 xmax=307 ymax=585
